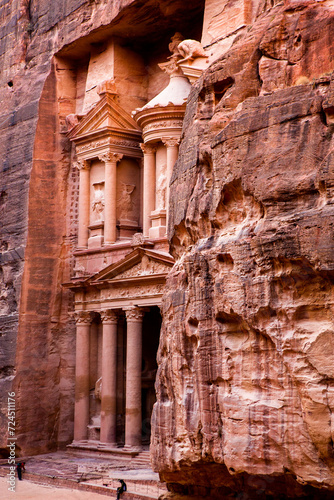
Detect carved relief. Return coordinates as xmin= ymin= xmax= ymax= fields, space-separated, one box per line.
xmin=177 ymin=39 xmax=207 ymax=63
xmin=100 ymin=309 xmax=118 ymax=324
xmin=118 ymin=183 xmax=136 ymax=220
xmin=100 ymin=283 xmax=165 ymax=300
xmin=131 ymin=233 xmax=145 ymax=246
xmin=114 ymin=258 xmax=171 ymax=279
xmin=162 ymin=137 xmax=180 ymax=148
xmin=76 ymin=139 xmax=137 ymax=154
xmin=124 ymin=307 xmax=145 ymax=322
xmin=156 ymin=169 xmax=167 ymax=210
xmin=95 ymin=377 xmax=102 ymax=400
xmin=98 ymin=152 xmax=123 ymax=164
xmin=92 ymin=182 xmax=105 ymax=221
xmin=73 ymin=159 xmax=90 ymax=171
xmin=140 ymin=143 xmax=157 ymax=155
xmin=143 ymin=120 xmax=183 ymax=133
xmin=73 ymin=311 xmax=92 ymax=324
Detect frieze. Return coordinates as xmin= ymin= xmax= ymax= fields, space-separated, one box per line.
xmin=76 ymin=139 xmax=140 ymax=154
xmin=100 ymin=283 xmax=165 ymax=300
xmin=143 ymin=120 xmax=183 ymax=133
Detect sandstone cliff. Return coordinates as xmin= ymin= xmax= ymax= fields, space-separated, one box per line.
xmin=152 ymin=1 xmax=334 ymax=498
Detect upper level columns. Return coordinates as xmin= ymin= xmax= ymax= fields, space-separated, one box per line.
xmin=140 ymin=144 xmax=157 ymax=237
xmin=73 ymin=311 xmax=92 ymax=441
xmin=163 ymin=138 xmax=180 ymax=229
xmin=76 ymin=160 xmax=91 ymax=249
xmin=99 ymin=152 xmax=123 ymax=245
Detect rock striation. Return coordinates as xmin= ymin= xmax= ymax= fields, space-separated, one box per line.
xmin=152 ymin=1 xmax=334 ymax=498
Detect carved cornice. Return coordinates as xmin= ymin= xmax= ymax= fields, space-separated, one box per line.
xmin=98 ymin=152 xmax=124 ymax=164
xmin=73 ymin=311 xmax=92 ymax=324
xmin=73 ymin=159 xmax=90 ymax=171
xmin=124 ymin=307 xmax=145 ymax=322
xmin=100 ymin=309 xmax=118 ymax=324
xmin=140 ymin=143 xmax=157 ymax=155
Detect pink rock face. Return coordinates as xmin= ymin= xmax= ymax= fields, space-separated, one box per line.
xmin=152 ymin=2 xmax=334 ymax=498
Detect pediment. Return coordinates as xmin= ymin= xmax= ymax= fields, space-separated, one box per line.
xmin=90 ymin=247 xmax=174 ymax=284
xmin=69 ymin=94 xmax=141 ymax=140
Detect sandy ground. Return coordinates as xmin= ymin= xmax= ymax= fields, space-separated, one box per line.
xmin=0 ymin=477 xmax=112 ymax=499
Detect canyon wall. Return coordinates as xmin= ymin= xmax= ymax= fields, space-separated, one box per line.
xmin=152 ymin=1 xmax=334 ymax=498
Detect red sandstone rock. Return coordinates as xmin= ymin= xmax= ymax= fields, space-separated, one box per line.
xmin=152 ymin=1 xmax=334 ymax=498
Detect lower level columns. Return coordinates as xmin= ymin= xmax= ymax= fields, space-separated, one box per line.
xmin=73 ymin=311 xmax=92 ymax=442
xmin=100 ymin=309 xmax=118 ymax=446
xmin=124 ymin=307 xmax=145 ymax=450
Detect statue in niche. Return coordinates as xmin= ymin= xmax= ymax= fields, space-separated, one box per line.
xmin=95 ymin=377 xmax=102 ymax=400
xmin=92 ymin=182 xmax=105 ymax=221
xmin=156 ymin=169 xmax=167 ymax=210
xmin=118 ymin=183 xmax=136 ymax=221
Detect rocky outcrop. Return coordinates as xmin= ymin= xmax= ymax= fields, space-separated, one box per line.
xmin=152 ymin=1 xmax=334 ymax=497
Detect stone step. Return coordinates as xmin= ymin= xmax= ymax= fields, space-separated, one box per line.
xmin=131 ymin=451 xmax=151 ymax=467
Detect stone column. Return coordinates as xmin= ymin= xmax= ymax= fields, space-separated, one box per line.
xmin=100 ymin=309 xmax=118 ymax=446
xmin=163 ymin=138 xmax=179 ymax=230
xmin=140 ymin=144 xmax=157 ymax=237
xmin=99 ymin=152 xmax=123 ymax=244
xmin=73 ymin=311 xmax=92 ymax=442
xmin=124 ymin=307 xmax=145 ymax=450
xmin=76 ymin=159 xmax=90 ymax=248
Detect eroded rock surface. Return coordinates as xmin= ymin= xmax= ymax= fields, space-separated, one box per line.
xmin=152 ymin=2 xmax=334 ymax=497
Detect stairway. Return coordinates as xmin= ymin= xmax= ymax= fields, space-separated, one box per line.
xmin=131 ymin=450 xmax=151 ymax=467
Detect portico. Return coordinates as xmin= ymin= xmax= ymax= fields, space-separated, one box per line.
xmin=67 ymin=246 xmax=174 ymax=452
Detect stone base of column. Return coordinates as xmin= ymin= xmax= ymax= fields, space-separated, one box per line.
xmin=97 ymin=442 xmax=118 ymax=449
xmin=123 ymin=444 xmax=142 ymax=453
xmin=149 ymin=209 xmax=166 ymax=239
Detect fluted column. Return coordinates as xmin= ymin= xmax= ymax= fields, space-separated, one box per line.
xmin=140 ymin=144 xmax=157 ymax=237
xmin=73 ymin=311 xmax=92 ymax=442
xmin=163 ymin=138 xmax=180 ymax=230
xmin=99 ymin=152 xmax=123 ymax=244
xmin=100 ymin=309 xmax=118 ymax=446
xmin=124 ymin=307 xmax=145 ymax=450
xmin=75 ymin=159 xmax=90 ymax=248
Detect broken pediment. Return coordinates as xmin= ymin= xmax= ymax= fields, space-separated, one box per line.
xmin=90 ymin=247 xmax=174 ymax=285
xmin=68 ymin=92 xmax=141 ymax=142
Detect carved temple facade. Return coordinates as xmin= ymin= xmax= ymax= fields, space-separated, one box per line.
xmin=63 ymin=37 xmax=206 ymax=453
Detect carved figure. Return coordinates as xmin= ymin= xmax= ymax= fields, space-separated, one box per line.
xmin=156 ymin=170 xmax=167 ymax=210
xmin=177 ymin=39 xmax=207 ymax=63
xmin=118 ymin=183 xmax=136 ymax=219
xmin=92 ymin=183 xmax=105 ymax=221
xmin=168 ymin=32 xmax=184 ymax=57
xmin=95 ymin=377 xmax=102 ymax=400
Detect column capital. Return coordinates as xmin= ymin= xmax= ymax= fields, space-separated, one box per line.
xmin=140 ymin=143 xmax=157 ymax=155
xmin=124 ymin=306 xmax=145 ymax=322
xmin=74 ymin=159 xmax=90 ymax=170
xmin=100 ymin=309 xmax=119 ymax=324
xmin=73 ymin=310 xmax=93 ymax=324
xmin=162 ymin=137 xmax=180 ymax=148
xmin=98 ymin=152 xmax=123 ymax=164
